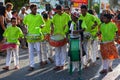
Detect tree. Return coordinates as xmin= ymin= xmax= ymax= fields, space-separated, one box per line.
xmin=5 ymin=0 xmax=29 ymax=11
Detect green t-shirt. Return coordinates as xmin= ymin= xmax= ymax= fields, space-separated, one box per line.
xmin=23 ymin=13 xmax=45 ymax=42
xmin=90 ymin=16 xmax=101 ymax=38
xmin=52 ymin=12 xmax=71 ymax=35
xmin=70 ymin=20 xmax=87 ymax=30
xmin=79 ymin=13 xmax=96 ymax=32
xmin=41 ymin=19 xmax=51 ymax=34
xmin=100 ymin=22 xmax=118 ymax=42
xmin=23 ymin=14 xmax=45 ymax=34
xmin=3 ymin=26 xmax=24 ymax=44
xmin=81 ymin=20 xmax=87 ymax=29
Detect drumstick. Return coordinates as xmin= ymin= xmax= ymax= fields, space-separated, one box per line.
xmin=51 ymin=23 xmax=54 ymax=35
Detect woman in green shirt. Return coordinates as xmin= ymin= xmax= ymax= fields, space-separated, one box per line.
xmin=99 ymin=14 xmax=119 ymax=74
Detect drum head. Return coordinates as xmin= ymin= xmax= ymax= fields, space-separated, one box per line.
xmin=26 ymin=34 xmax=41 ymax=40
xmin=51 ymin=34 xmax=65 ymax=41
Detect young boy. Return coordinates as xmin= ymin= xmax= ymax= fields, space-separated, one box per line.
xmin=2 ymin=17 xmax=24 ymax=70
xmin=40 ymin=12 xmax=54 ymax=67
xmin=99 ymin=14 xmax=119 ymax=74
xmin=68 ymin=11 xmax=87 ymax=72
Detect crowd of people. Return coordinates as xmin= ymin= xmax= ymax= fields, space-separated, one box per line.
xmin=0 ymin=2 xmax=120 ymax=75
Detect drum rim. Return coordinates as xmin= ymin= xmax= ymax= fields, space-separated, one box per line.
xmin=49 ymin=38 xmax=66 ymax=41
xmin=49 ymin=38 xmax=67 ymax=47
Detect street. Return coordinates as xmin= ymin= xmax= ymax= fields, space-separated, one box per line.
xmin=0 ymin=48 xmax=120 ymax=80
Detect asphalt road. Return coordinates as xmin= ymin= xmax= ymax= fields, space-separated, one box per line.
xmin=0 ymin=48 xmax=120 ymax=80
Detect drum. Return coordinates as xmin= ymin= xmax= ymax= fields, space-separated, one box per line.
xmin=69 ymin=38 xmax=80 ymax=61
xmin=49 ymin=34 xmax=67 ymax=47
xmin=69 ymin=38 xmax=81 ymax=74
xmin=26 ymin=34 xmax=42 ymax=42
xmin=1 ymin=43 xmax=17 ymax=51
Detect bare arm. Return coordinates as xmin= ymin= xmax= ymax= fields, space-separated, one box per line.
xmin=72 ymin=28 xmax=85 ymax=34
xmin=6 ymin=17 xmax=11 ymax=23
xmin=0 ymin=16 xmax=6 ymax=30
xmin=91 ymin=21 xmax=98 ymax=29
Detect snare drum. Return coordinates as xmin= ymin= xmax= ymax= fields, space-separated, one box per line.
xmin=1 ymin=43 xmax=17 ymax=50
xmin=26 ymin=34 xmax=43 ymax=42
xmin=49 ymin=34 xmax=67 ymax=47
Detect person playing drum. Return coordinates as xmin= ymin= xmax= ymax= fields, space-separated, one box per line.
xmin=68 ymin=11 xmax=87 ymax=72
xmin=51 ymin=5 xmax=71 ymax=70
xmin=79 ymin=5 xmax=98 ymax=68
xmin=41 ymin=12 xmax=54 ymax=67
xmin=23 ymin=4 xmax=45 ymax=71
xmin=88 ymin=10 xmax=101 ymax=65
xmin=2 ymin=17 xmax=24 ymax=70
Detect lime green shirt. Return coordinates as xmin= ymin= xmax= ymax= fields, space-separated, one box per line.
xmin=80 ymin=20 xmax=87 ymax=29
xmin=23 ymin=14 xmax=45 ymax=34
xmin=23 ymin=14 xmax=45 ymax=42
xmin=71 ymin=20 xmax=87 ymax=30
xmin=100 ymin=22 xmax=118 ymax=42
xmin=41 ymin=19 xmax=51 ymax=34
xmin=79 ymin=13 xmax=96 ymax=32
xmin=3 ymin=26 xmax=24 ymax=44
xmin=52 ymin=12 xmax=71 ymax=35
xmin=90 ymin=16 xmax=101 ymax=37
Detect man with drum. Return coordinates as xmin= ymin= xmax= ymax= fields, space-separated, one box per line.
xmin=88 ymin=10 xmax=101 ymax=65
xmin=41 ymin=12 xmax=54 ymax=67
xmin=79 ymin=5 xmax=98 ymax=68
xmin=23 ymin=4 xmax=45 ymax=71
xmin=51 ymin=5 xmax=71 ymax=70
xmin=68 ymin=11 xmax=87 ymax=72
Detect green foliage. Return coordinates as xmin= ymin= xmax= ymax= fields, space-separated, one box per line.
xmin=5 ymin=0 xmax=29 ymax=11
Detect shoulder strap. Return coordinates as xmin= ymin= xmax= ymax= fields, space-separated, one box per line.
xmin=78 ymin=20 xmax=83 ymax=29
xmin=78 ymin=20 xmax=84 ymax=41
xmin=68 ymin=20 xmax=72 ymax=28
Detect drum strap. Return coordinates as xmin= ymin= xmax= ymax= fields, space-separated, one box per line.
xmin=78 ymin=20 xmax=84 ymax=41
